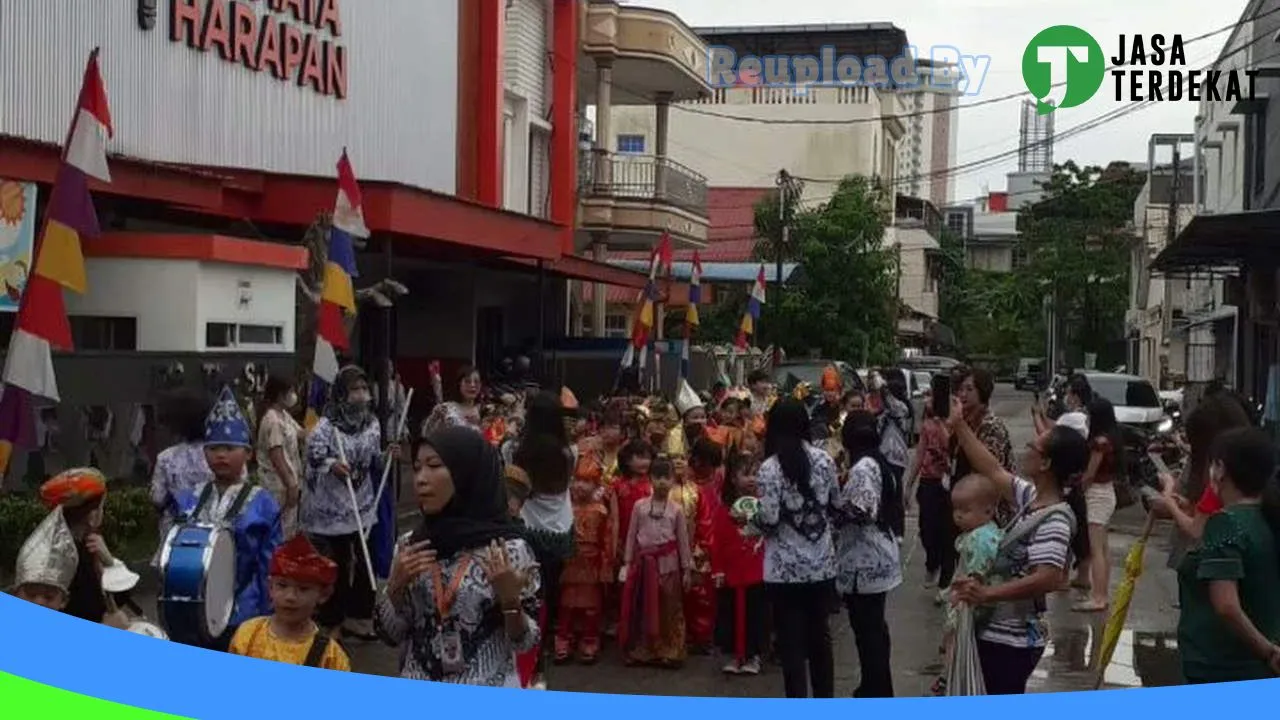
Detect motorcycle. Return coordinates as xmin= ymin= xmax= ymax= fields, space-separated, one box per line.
xmin=1117 ymin=422 xmax=1185 ymax=511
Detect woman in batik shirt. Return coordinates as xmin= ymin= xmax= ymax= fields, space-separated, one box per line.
xmin=149 ymin=389 xmax=213 ymax=567
xmin=377 ymin=427 xmax=540 ymax=686
xmin=301 ymin=365 xmax=393 ymax=640
xmin=422 ymin=366 xmax=484 ymax=436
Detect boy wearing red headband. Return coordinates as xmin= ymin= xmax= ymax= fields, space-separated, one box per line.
xmin=229 ymin=535 xmax=351 ymax=671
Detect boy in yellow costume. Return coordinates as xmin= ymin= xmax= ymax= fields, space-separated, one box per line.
xmin=229 ymin=534 xmax=351 ymax=671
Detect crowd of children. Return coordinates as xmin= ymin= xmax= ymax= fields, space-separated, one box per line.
xmin=499 ymin=381 xmax=773 ymax=677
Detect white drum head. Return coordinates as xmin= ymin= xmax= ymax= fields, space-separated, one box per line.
xmin=203 ymin=529 xmax=237 ymax=639
xmin=128 ymin=620 xmax=169 ymax=640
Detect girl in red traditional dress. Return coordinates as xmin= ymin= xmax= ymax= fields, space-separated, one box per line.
xmin=619 ymin=457 xmax=692 ymax=667
xmin=554 ymin=447 xmax=614 ymax=663
xmin=712 ymin=451 xmax=766 ymax=675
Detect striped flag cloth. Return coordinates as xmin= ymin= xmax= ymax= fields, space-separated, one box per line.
xmin=619 ymin=232 xmax=672 ymax=370
xmin=734 ymin=265 xmax=767 ymax=350
xmin=305 ymin=149 xmax=365 ymax=430
xmin=681 ymin=252 xmax=702 ymax=378
xmin=0 ymin=50 xmax=111 ymax=472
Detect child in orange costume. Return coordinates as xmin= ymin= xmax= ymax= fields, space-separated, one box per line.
xmin=554 ymin=445 xmax=615 ymax=663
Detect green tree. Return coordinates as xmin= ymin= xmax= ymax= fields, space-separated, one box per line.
xmin=1019 ymin=161 xmax=1141 ymax=368
xmin=738 ymin=176 xmax=898 ymax=365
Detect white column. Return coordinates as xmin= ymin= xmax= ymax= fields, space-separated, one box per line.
xmin=593 ymin=58 xmax=613 ymax=189
xmin=654 ymin=92 xmax=671 ymax=200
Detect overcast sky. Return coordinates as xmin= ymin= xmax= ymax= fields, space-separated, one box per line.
xmin=638 ymin=0 xmax=1247 ymax=204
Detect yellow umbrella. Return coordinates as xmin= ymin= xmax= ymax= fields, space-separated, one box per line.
xmin=1092 ymin=512 xmax=1158 ymax=689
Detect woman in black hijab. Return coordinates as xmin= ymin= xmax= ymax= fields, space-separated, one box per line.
xmin=375 ymin=427 xmax=541 ymax=686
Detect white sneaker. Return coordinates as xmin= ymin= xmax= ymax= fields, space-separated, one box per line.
xmin=722 ymin=659 xmax=742 ymax=674
xmin=740 ymin=657 xmax=761 ymax=675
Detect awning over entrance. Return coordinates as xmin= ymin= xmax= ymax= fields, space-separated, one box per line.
xmin=502 ymin=255 xmax=696 ymax=298
xmin=2 ymin=137 xmax=564 ymax=261
xmin=1152 ymin=209 xmax=1280 ymax=272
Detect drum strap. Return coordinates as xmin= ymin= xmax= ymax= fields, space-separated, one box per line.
xmin=303 ymin=634 xmax=333 ymax=668
xmin=193 ymin=483 xmax=257 ymax=524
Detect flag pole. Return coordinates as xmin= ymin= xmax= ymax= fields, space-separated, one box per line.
xmin=363 ymin=387 xmax=414 ymax=542
xmin=335 ymin=435 xmax=378 ymax=588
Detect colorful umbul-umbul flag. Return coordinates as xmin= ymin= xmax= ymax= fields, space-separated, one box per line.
xmin=735 ymin=265 xmax=767 ymax=350
xmin=680 ymin=251 xmax=702 ymax=377
xmin=305 ymin=149 xmax=366 ymax=430
xmin=0 ymin=49 xmax=112 ymax=472
xmin=620 ymin=232 xmax=673 ymax=370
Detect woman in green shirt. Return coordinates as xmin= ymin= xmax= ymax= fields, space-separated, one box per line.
xmin=1176 ymin=427 xmax=1280 ymax=683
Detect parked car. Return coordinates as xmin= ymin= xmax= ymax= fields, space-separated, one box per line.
xmin=882 ymin=366 xmax=925 ymax=443
xmin=773 ymin=360 xmax=865 ymax=408
xmin=901 ymin=355 xmax=963 ymax=375
xmin=1047 ymin=371 xmax=1175 ymax=493
xmin=1015 ymin=357 xmax=1048 ymax=391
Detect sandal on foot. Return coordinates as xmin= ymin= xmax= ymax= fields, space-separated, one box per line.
xmin=1071 ymin=600 xmax=1108 ymax=613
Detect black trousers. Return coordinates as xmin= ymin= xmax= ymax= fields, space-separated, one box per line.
xmin=977 ymin=640 xmax=1045 ymax=695
xmin=844 ymin=592 xmax=894 ymax=697
xmin=920 ymin=482 xmax=960 ymax=589
xmin=715 ymin=585 xmax=767 ymax=660
xmin=766 ymin=581 xmax=835 ymax=698
xmin=310 ymin=533 xmax=375 ymax=628
xmin=536 ymin=554 xmax=564 ymax=663
xmin=887 ymin=464 xmax=906 ymax=539
xmin=916 ymin=480 xmax=951 ymax=576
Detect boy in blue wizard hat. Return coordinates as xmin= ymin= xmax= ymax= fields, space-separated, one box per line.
xmin=173 ymin=385 xmax=282 ymax=651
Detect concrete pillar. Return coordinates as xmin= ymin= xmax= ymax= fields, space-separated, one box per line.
xmin=592 ymin=235 xmax=609 ymax=338
xmin=593 ymin=58 xmax=613 ymax=189
xmin=654 ymin=92 xmax=671 ymax=200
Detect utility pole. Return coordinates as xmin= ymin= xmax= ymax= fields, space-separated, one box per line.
xmin=774 ymin=169 xmax=801 ymax=366
xmin=1162 ymin=144 xmax=1181 ymax=389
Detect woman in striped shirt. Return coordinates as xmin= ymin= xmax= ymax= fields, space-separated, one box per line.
xmin=946 ymin=396 xmax=1090 ymax=695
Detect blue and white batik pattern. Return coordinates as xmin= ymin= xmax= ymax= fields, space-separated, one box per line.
xmin=833 ymin=458 xmax=902 ymax=596
xmin=300 ymin=416 xmax=383 ymax=537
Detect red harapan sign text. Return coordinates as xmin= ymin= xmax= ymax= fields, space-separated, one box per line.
xmin=169 ymin=0 xmax=348 ymax=99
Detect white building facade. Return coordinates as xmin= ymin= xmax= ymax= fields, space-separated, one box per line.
xmin=897 ymin=60 xmax=960 ymax=208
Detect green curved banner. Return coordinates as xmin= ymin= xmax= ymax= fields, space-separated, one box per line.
xmin=0 ymin=672 xmax=190 ymax=719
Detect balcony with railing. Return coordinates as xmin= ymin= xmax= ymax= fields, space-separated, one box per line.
xmin=579 ymin=151 xmax=708 ymax=217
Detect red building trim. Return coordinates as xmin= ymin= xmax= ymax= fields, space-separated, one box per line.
xmin=475 ymin=0 xmax=505 ymax=207
xmin=550 ymin=0 xmax=579 ymax=255
xmin=86 ymin=232 xmax=309 ymax=270
xmin=1 ymin=138 xmax=562 ymax=260
xmin=456 ymin=0 xmax=480 ymax=202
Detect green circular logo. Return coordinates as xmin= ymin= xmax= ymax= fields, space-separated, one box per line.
xmin=1022 ymin=25 xmax=1105 ymax=114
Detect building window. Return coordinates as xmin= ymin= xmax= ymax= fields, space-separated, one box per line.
xmin=604 ymin=314 xmax=628 ymax=338
xmin=616 ymin=134 xmax=646 ymax=154
xmin=69 ymin=316 xmax=137 ymax=351
xmin=206 ymin=322 xmax=285 ymax=349
xmin=945 ymin=212 xmax=966 ymax=237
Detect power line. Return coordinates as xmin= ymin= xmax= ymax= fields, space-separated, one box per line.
xmin=649 ymin=7 xmax=1280 ymax=127
xmin=701 ymin=100 xmax=1159 ymax=211
xmin=673 ymin=33 xmax=1280 ymax=214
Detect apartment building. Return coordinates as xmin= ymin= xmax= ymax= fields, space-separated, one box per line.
xmin=897 ymin=59 xmax=961 ymax=208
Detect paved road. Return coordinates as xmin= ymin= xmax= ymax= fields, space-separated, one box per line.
xmin=112 ymin=384 xmax=1184 ymax=695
